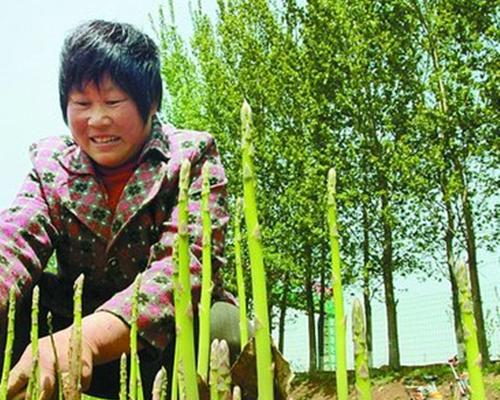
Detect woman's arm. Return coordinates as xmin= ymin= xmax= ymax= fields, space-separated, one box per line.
xmin=0 ymin=169 xmax=57 ymax=316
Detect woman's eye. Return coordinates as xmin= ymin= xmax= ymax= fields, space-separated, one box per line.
xmin=106 ymin=99 xmax=125 ymax=106
xmin=75 ymin=101 xmax=90 ymax=107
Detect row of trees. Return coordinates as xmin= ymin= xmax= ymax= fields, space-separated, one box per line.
xmin=152 ymin=0 xmax=498 ymax=370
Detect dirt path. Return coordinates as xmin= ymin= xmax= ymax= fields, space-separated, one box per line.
xmin=290 ymin=373 xmax=500 ymax=399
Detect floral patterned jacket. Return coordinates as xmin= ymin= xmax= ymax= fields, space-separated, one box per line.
xmin=0 ymin=118 xmax=231 ymax=350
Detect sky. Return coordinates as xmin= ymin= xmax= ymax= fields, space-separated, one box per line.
xmin=0 ymin=0 xmax=498 ymax=366
xmin=0 ymin=0 xmax=208 ymax=206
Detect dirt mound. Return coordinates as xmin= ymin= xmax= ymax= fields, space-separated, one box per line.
xmin=290 ymin=372 xmax=500 ymax=399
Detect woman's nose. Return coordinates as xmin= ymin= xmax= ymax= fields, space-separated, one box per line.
xmin=88 ymin=106 xmax=112 ymax=127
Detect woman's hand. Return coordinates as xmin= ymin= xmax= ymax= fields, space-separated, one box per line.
xmin=7 ymin=312 xmax=132 ymax=399
xmin=6 ymin=327 xmax=94 ymax=400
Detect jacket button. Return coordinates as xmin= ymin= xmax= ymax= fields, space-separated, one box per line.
xmin=108 ymin=257 xmax=118 ymax=268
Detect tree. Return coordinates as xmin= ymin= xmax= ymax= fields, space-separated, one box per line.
xmin=409 ymin=0 xmax=498 ymax=363
xmin=154 ymin=0 xmax=498 ymax=371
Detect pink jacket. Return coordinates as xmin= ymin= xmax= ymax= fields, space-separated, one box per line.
xmin=0 ymin=118 xmax=231 ymax=350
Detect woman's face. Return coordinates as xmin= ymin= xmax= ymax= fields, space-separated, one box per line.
xmin=67 ymin=75 xmax=155 ymax=168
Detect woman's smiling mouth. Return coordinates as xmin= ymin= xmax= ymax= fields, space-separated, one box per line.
xmin=91 ymin=136 xmax=120 ymax=144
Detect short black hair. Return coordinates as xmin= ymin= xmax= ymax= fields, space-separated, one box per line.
xmin=59 ymin=20 xmax=162 ymax=124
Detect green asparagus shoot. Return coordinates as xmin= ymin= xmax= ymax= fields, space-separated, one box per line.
xmin=26 ymin=286 xmax=40 ymax=400
xmin=234 ymin=197 xmax=249 ymax=348
xmin=197 ymin=161 xmax=213 ymax=381
xmin=209 ymin=339 xmax=231 ymax=400
xmin=209 ymin=339 xmax=220 ymax=400
xmin=152 ymin=367 xmax=167 ymax=400
xmin=137 ymin=357 xmax=145 ymax=400
xmin=352 ymin=298 xmax=372 ymax=400
xmin=67 ymin=273 xmax=84 ymax=400
xmin=328 ymin=168 xmax=348 ymax=400
xmin=241 ymin=99 xmax=274 ymax=399
xmin=455 ymin=260 xmax=486 ymax=400
xmin=171 ymin=340 xmax=179 ymax=400
xmin=173 ymin=159 xmax=199 ymax=400
xmin=129 ymin=273 xmax=142 ymax=400
xmin=0 ymin=286 xmax=16 ymax=400
xmin=47 ymin=312 xmax=64 ymax=400
xmin=232 ymin=385 xmax=242 ymax=400
xmin=119 ymin=353 xmax=127 ymax=400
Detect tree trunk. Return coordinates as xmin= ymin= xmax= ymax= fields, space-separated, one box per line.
xmin=380 ymin=178 xmax=400 ymax=370
xmin=278 ymin=272 xmax=290 ymax=354
xmin=317 ymin=311 xmax=325 ymax=371
xmin=365 ymin=109 xmax=400 ymax=369
xmin=304 ymin=246 xmax=317 ymax=372
xmin=442 ymin=186 xmax=465 ymax=359
xmin=362 ymin=206 xmax=373 ymax=367
xmin=317 ymin=262 xmax=326 ymax=371
xmin=461 ymin=185 xmax=490 ymax=364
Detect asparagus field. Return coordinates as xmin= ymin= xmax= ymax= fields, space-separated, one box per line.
xmin=0 ymin=101 xmax=489 ymax=400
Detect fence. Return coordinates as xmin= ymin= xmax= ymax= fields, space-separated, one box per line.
xmin=273 ymin=261 xmax=499 ymax=372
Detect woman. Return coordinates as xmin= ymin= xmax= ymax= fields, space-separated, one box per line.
xmin=0 ymin=19 xmax=237 ymax=399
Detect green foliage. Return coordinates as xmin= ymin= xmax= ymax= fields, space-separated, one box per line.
xmin=408 ymin=0 xmax=498 ymax=363
xmin=153 ymin=0 xmax=498 ymax=370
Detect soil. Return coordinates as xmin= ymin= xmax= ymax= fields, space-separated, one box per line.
xmin=290 ymin=372 xmax=500 ymax=399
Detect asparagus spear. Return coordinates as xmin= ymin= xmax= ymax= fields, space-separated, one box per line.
xmin=197 ymin=161 xmax=213 ymax=381
xmin=119 ymin=353 xmax=127 ymax=400
xmin=327 ymin=168 xmax=348 ymax=400
xmin=67 ymin=273 xmax=84 ymax=400
xmin=26 ymin=286 xmax=40 ymax=400
xmin=455 ymin=260 xmax=486 ymax=400
xmin=209 ymin=339 xmax=231 ymax=400
xmin=0 ymin=287 xmax=16 ymax=400
xmin=47 ymin=312 xmax=63 ymax=400
xmin=172 ymin=159 xmax=199 ymax=400
xmin=241 ymin=99 xmax=274 ymax=399
xmin=234 ymin=197 xmax=249 ymax=348
xmin=152 ymin=367 xmax=167 ymax=400
xmin=129 ymin=273 xmax=142 ymax=400
xmin=352 ymin=298 xmax=372 ymax=400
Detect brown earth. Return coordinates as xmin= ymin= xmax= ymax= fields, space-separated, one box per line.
xmin=290 ymin=372 xmax=500 ymax=399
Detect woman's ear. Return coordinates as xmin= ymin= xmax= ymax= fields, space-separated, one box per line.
xmin=145 ymin=103 xmax=158 ymax=126
xmin=149 ymin=102 xmax=159 ymax=117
